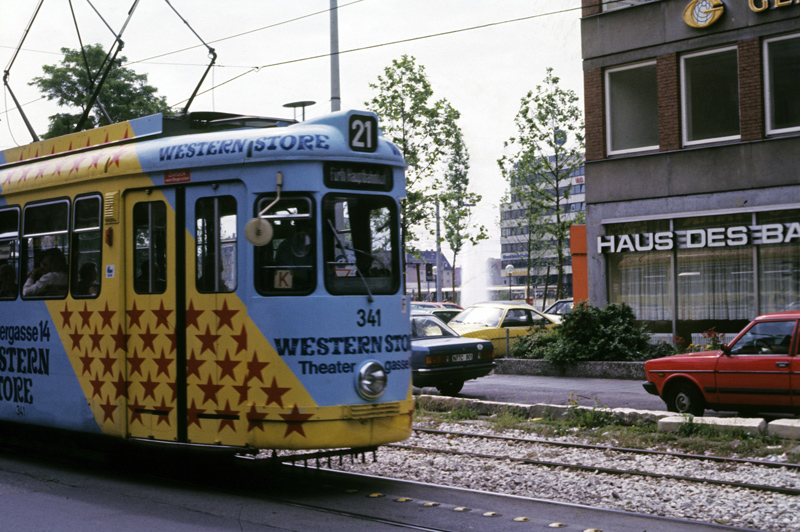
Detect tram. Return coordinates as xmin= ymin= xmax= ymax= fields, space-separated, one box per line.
xmin=0 ymin=109 xmax=413 ymax=452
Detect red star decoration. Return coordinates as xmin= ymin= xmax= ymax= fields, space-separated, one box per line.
xmin=99 ymin=349 xmax=116 ymax=377
xmin=186 ymin=349 xmax=206 ymax=380
xmin=196 ymin=325 xmax=219 ymax=354
xmin=89 ymin=372 xmax=105 ymax=398
xmin=213 ymin=300 xmax=238 ymax=331
xmin=280 ymin=405 xmax=314 ymax=438
xmin=153 ymin=348 xmax=172 ymax=378
xmin=100 ymin=398 xmax=117 ymax=423
xmin=128 ymin=398 xmax=146 ymax=425
xmin=111 ymin=324 xmax=128 ymax=352
xmin=185 ymin=300 xmax=204 ymax=330
xmin=52 ymin=157 xmax=69 ymax=176
xmin=18 ymin=166 xmax=33 ymax=183
xmin=139 ymin=372 xmax=159 ymax=401
xmin=60 ymin=302 xmax=75 ymax=329
xmin=32 ymin=163 xmax=46 ymax=180
xmin=112 ymin=373 xmax=128 ymax=400
xmin=216 ymin=350 xmax=240 ymax=382
xmin=216 ymin=400 xmax=239 ymax=432
xmin=68 ymin=154 xmax=87 ymax=175
xmin=262 ymin=377 xmax=291 ymax=408
xmin=78 ymin=349 xmax=94 ymax=375
xmin=79 ymin=303 xmax=94 ymax=330
xmin=166 ymin=382 xmax=177 ymax=403
xmin=233 ymin=383 xmax=249 ymax=405
xmin=197 ymin=374 xmax=223 ymax=405
xmin=127 ymin=301 xmax=145 ymax=329
xmin=165 ymin=332 xmax=177 ymax=353
xmin=246 ymin=404 xmax=267 ymax=432
xmin=246 ymin=352 xmax=269 ymax=384
xmin=128 ymin=347 xmax=146 ymax=377
xmin=69 ymin=330 xmax=84 ymax=351
xmin=98 ymin=302 xmax=115 ymax=329
xmin=154 ymin=397 xmax=173 ymax=426
xmin=232 ymin=325 xmax=248 ymax=354
xmin=88 ymin=150 xmax=105 ymax=169
xmin=138 ymin=324 xmax=158 ymax=353
xmin=89 ymin=325 xmax=104 ymax=353
xmin=186 ymin=399 xmax=204 ymax=428
xmin=152 ymin=300 xmax=173 ymax=330
xmin=107 ymin=148 xmax=125 ymax=168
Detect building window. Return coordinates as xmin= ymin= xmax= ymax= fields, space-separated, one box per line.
xmin=681 ymin=47 xmax=740 ymax=146
xmin=605 ymin=62 xmax=658 ymax=154
xmin=757 ymin=210 xmax=800 ymax=313
xmin=765 ymin=33 xmax=800 ymax=135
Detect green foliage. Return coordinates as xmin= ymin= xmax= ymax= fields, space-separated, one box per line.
xmin=498 ymin=67 xmax=585 ymax=301
xmin=509 ymin=327 xmax=558 ymax=359
xmin=366 ymin=55 xmax=462 ymax=251
xmin=443 ymin=405 xmax=479 ymax=421
xmin=488 ymin=407 xmax=530 ymax=430
xmin=564 ymin=394 xmax=617 ymax=429
xmin=30 ymin=44 xmax=173 ymax=138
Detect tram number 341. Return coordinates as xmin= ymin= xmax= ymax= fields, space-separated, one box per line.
xmin=349 ymin=115 xmax=378 ymax=153
xmin=357 ymin=309 xmax=381 ymax=327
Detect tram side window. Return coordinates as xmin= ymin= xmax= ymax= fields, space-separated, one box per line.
xmin=323 ymin=194 xmax=399 ymax=296
xmin=22 ymin=200 xmax=70 ymax=299
xmin=71 ymin=196 xmax=102 ymax=298
xmin=254 ymin=196 xmax=315 ymax=296
xmin=133 ymin=202 xmax=167 ymax=294
xmin=0 ymin=208 xmax=20 ymax=300
xmin=196 ymin=196 xmax=237 ymax=293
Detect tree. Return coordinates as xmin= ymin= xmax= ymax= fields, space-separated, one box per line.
xmin=30 ymin=44 xmax=172 ymax=138
xmin=365 ymin=55 xmax=461 ymax=251
xmin=438 ymin=127 xmax=488 ymax=300
xmin=498 ymin=67 xmax=585 ymax=304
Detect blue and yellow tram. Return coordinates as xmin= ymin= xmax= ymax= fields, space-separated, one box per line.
xmin=0 ymin=110 xmax=413 ymax=451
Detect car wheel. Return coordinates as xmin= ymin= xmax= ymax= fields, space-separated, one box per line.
xmin=666 ymin=382 xmax=705 ymax=416
xmin=436 ymin=381 xmax=464 ymax=396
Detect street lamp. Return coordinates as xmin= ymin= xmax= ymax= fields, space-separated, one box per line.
xmin=505 ymin=264 xmax=514 ymax=301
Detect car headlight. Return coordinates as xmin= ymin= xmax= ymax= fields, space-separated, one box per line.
xmin=356 ymin=361 xmax=387 ymax=400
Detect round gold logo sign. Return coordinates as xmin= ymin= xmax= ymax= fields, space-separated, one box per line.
xmin=683 ymin=0 xmax=725 ymax=28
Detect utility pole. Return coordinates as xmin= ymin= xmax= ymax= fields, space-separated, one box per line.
xmin=435 ymin=199 xmax=443 ymax=302
xmin=330 ymin=0 xmax=341 ymax=112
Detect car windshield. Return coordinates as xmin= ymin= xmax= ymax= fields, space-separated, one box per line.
xmin=411 ymin=315 xmax=458 ymax=338
xmin=450 ymin=307 xmax=503 ymax=327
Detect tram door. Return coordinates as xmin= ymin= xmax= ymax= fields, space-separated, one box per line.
xmin=124 ymin=188 xmax=182 ymax=442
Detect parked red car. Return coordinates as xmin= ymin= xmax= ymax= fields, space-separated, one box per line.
xmin=643 ymin=312 xmax=800 ymax=416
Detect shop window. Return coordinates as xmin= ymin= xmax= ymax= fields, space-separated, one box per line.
xmin=765 ymin=33 xmax=800 ymax=135
xmin=757 ymin=210 xmax=800 ymax=313
xmin=602 ymin=0 xmax=653 ymax=12
xmin=196 ymin=196 xmax=237 ymax=293
xmin=0 ymin=207 xmax=20 ymax=300
xmin=71 ymin=195 xmax=102 ymax=298
xmin=133 ymin=202 xmax=167 ymax=294
xmin=22 ymin=200 xmax=70 ymax=299
xmin=254 ymin=196 xmax=315 ymax=296
xmin=681 ymin=47 xmax=740 ymax=145
xmin=605 ymin=62 xmax=658 ymax=154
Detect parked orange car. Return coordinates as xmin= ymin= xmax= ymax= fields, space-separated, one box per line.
xmin=643 ymin=312 xmax=800 ymax=416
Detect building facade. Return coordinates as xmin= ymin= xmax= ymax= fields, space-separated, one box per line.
xmin=582 ymin=0 xmax=800 ymax=343
xmin=500 ymin=165 xmax=586 ymax=301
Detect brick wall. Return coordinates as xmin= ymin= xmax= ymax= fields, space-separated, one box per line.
xmin=739 ymin=37 xmax=764 ymax=141
xmin=582 ymin=0 xmax=602 ymax=17
xmin=657 ymin=54 xmax=681 ymax=152
xmin=584 ymin=68 xmax=605 ymax=161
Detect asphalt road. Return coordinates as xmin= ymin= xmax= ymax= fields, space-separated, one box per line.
xmin=414 ymin=373 xmax=668 ymax=411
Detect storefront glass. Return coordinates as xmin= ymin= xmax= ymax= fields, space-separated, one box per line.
xmin=758 ymin=210 xmax=800 ymax=313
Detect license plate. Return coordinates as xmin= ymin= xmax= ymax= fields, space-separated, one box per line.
xmin=451 ymin=353 xmax=473 ymax=362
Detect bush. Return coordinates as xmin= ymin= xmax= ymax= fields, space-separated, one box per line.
xmin=511 ymin=302 xmax=670 ymax=365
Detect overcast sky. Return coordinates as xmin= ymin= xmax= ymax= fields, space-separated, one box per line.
xmin=0 ymin=0 xmax=583 ymax=301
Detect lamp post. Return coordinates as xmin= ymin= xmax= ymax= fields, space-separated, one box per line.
xmin=505 ymin=264 xmax=514 ymax=301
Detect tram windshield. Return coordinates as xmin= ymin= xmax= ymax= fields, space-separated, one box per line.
xmin=323 ymin=194 xmax=399 ymax=296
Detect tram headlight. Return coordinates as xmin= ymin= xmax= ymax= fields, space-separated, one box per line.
xmin=356 ymin=361 xmax=387 ymax=400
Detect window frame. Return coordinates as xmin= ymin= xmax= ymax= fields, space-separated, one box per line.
xmin=681 ymin=46 xmax=741 ymax=147
xmin=195 ymin=195 xmax=237 ymax=294
xmin=0 ymin=206 xmax=21 ymax=301
xmin=21 ymin=198 xmax=71 ymax=300
xmin=71 ymin=194 xmax=103 ymax=299
xmin=605 ymin=60 xmax=659 ymax=155
xmin=764 ymin=32 xmax=800 ymax=136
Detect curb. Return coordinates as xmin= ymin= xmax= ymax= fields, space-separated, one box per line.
xmin=415 ymin=395 xmax=800 ymax=439
xmin=496 ymin=359 xmax=646 ymax=380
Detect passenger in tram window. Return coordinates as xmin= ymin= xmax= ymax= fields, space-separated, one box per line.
xmin=23 ymin=248 xmax=68 ymax=297
xmin=75 ymin=261 xmax=99 ymax=296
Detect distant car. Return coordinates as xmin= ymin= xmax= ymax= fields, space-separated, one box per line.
xmin=643 ymin=312 xmax=800 ymax=416
xmin=448 ymin=302 xmax=559 ymax=357
xmin=428 ymin=308 xmax=461 ymax=323
xmin=543 ymin=299 xmax=574 ymax=317
xmin=410 ymin=312 xmax=495 ymax=396
xmin=410 ymin=301 xmax=462 ymax=311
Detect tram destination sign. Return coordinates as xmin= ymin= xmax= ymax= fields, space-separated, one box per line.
xmin=598 ymin=222 xmax=800 ymax=254
xmin=324 ymin=162 xmax=392 ymax=192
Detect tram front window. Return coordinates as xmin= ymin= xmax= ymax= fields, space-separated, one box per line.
xmin=323 ymin=194 xmax=399 ymax=296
